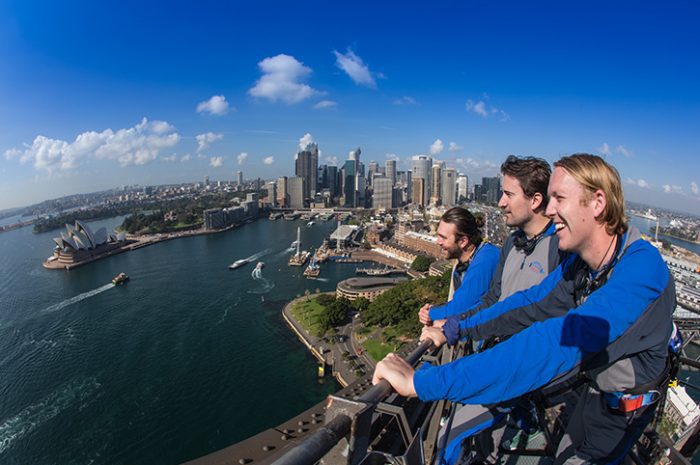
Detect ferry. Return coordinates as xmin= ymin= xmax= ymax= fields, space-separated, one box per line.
xmin=229 ymin=258 xmax=250 ymax=269
xmin=303 ymin=255 xmax=321 ymax=277
xmin=112 ymin=272 xmax=129 ymax=285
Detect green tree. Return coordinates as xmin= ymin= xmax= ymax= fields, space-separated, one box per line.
xmin=411 ymin=255 xmax=434 ymax=272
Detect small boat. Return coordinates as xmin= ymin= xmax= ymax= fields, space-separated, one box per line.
xmin=254 ymin=261 xmax=265 ymax=272
xmin=112 ymin=272 xmax=129 ymax=285
xmin=229 ymin=258 xmax=250 ymax=269
xmin=306 ymin=221 xmax=315 ymax=227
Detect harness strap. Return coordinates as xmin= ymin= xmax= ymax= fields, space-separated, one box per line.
xmin=603 ymin=390 xmax=661 ymax=413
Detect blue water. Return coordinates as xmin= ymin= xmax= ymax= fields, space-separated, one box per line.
xmin=0 ymin=217 xmax=354 ymax=464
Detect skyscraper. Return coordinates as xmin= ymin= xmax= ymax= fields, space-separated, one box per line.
xmin=457 ymin=174 xmax=469 ymax=202
xmin=287 ymin=177 xmax=305 ymax=209
xmin=412 ymin=177 xmax=426 ymax=206
xmin=295 ymin=141 xmax=318 ymax=201
xmin=411 ymin=155 xmax=432 ymax=206
xmin=236 ymin=171 xmax=243 ymax=187
xmin=430 ymin=163 xmax=442 ymax=206
xmin=266 ymin=181 xmax=277 ymax=207
xmin=441 ymin=168 xmax=457 ymax=207
xmin=372 ymin=176 xmax=393 ymax=210
xmin=276 ymin=176 xmax=288 ymax=207
xmin=482 ymin=176 xmax=502 ymax=205
xmin=385 ymin=159 xmax=397 ymax=186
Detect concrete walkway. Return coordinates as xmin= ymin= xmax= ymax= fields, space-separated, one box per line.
xmin=282 ymin=294 xmax=375 ymax=387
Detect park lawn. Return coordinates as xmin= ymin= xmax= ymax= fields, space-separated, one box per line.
xmin=291 ymin=298 xmax=327 ymax=337
xmin=363 ymin=339 xmax=398 ymax=362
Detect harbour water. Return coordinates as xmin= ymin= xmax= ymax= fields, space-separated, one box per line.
xmin=0 ymin=217 xmax=354 ymax=464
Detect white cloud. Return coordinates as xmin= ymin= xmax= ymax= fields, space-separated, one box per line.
xmin=663 ymin=184 xmax=682 ymax=194
xmin=313 ymin=100 xmax=337 ymax=109
xmin=625 ymin=177 xmax=651 ymax=189
xmin=4 ymin=148 xmax=22 ymax=160
xmin=333 ymin=49 xmax=377 ymax=88
xmin=161 ymin=154 xmax=177 ymax=162
xmin=6 ymin=118 xmax=180 ymax=171
xmin=465 ymin=99 xmax=509 ymax=121
xmin=692 ymin=181 xmax=699 ymax=196
xmin=263 ymin=156 xmax=275 ymax=165
xmin=181 ymin=154 xmax=191 ymax=162
xmin=615 ymin=145 xmax=632 ymax=158
xmin=325 ymin=156 xmax=338 ymax=166
xmin=598 ymin=143 xmax=611 ymax=156
xmin=298 ymin=133 xmax=315 ymax=151
xmin=195 ymin=132 xmax=223 ymax=153
xmin=248 ymin=54 xmax=319 ymax=104
xmin=455 ymin=157 xmax=499 ymax=173
xmin=430 ymin=139 xmax=444 ymax=156
xmin=196 ymin=95 xmax=231 ymax=116
xmin=197 ymin=153 xmax=207 ymax=160
xmin=393 ymin=96 xmax=417 ymax=105
xmin=385 ymin=153 xmax=400 ymax=162
xmin=237 ymin=152 xmax=248 ymax=165
xmin=210 ymin=156 xmax=224 ymax=168
xmin=465 ymin=100 xmax=488 ymax=117
xmin=448 ymin=142 xmax=463 ymax=152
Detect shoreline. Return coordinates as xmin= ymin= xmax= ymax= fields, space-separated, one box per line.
xmin=42 ymin=223 xmax=239 ymax=270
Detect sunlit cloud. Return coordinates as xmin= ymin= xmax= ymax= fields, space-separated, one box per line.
xmin=249 ymin=54 xmax=319 ymax=104
xmin=237 ymin=152 xmax=248 ymax=165
xmin=210 ymin=156 xmax=224 ymax=167
xmin=196 ymin=132 xmax=223 ymax=153
xmin=448 ymin=142 xmax=463 ymax=152
xmin=333 ymin=49 xmax=377 ymax=88
xmin=430 ymin=139 xmax=444 ymax=155
xmin=263 ymin=156 xmax=274 ymax=165
xmin=313 ymin=100 xmax=337 ymax=109
xmin=465 ymin=99 xmax=509 ymax=121
xmin=196 ymin=95 xmax=231 ymax=116
xmin=5 ymin=118 xmax=180 ymax=171
xmin=393 ymin=96 xmax=417 ymax=105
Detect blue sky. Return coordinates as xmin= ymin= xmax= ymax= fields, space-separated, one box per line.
xmin=1 ymin=1 xmax=698 ymax=214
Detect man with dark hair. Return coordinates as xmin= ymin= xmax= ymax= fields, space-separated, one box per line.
xmin=375 ymin=154 xmax=675 ymax=464
xmin=418 ymin=155 xmax=561 ymax=464
xmin=430 ymin=207 xmax=500 ymax=315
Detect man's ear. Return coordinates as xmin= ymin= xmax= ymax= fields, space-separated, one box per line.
xmin=592 ymin=189 xmax=607 ymax=219
xmin=530 ymin=192 xmax=544 ymax=212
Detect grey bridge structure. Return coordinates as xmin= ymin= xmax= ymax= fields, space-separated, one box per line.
xmin=186 ymin=323 xmax=700 ymax=465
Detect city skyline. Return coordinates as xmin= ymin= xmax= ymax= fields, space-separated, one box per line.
xmin=1 ymin=1 xmax=699 ymax=214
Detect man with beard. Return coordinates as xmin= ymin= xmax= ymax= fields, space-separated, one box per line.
xmin=420 ymin=156 xmax=561 ymax=465
xmin=375 ymin=154 xmax=675 ymax=464
xmin=429 ymin=206 xmax=500 ymax=315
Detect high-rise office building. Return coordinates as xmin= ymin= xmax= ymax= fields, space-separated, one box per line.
xmin=326 ymin=165 xmax=339 ymax=198
xmin=385 ymin=159 xmax=397 ymax=185
xmin=367 ymin=161 xmax=378 ymax=186
xmin=441 ymin=168 xmax=457 ymax=207
xmin=412 ymin=177 xmax=426 ymax=206
xmin=287 ymin=177 xmax=305 ymax=209
xmin=482 ymin=176 xmax=502 ymax=205
xmin=372 ymin=176 xmax=393 ymax=210
xmin=265 ymin=181 xmax=277 ymax=206
xmin=411 ymin=155 xmax=432 ymax=206
xmin=457 ymin=174 xmax=469 ymax=202
xmin=236 ymin=171 xmax=243 ymax=187
xmin=295 ymin=141 xmax=318 ymax=201
xmin=430 ymin=163 xmax=442 ymax=206
xmin=276 ymin=176 xmax=288 ymax=207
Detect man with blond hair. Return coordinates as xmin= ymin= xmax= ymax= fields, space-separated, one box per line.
xmin=374 ymin=154 xmax=675 ymax=464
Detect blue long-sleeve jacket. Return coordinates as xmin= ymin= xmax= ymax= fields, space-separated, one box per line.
xmin=415 ymin=227 xmax=675 ymax=405
xmin=428 ymin=242 xmax=500 ymax=321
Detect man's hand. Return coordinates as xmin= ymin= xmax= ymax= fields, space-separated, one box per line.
xmin=372 ymin=353 xmax=417 ymax=397
xmin=418 ymin=304 xmax=432 ymax=326
xmin=420 ymin=326 xmax=447 ymax=348
xmin=433 ymin=319 xmax=447 ymax=329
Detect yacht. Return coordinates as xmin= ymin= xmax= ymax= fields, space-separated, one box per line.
xmin=112 ymin=272 xmax=129 ymax=285
xmin=229 ymin=258 xmax=250 ymax=269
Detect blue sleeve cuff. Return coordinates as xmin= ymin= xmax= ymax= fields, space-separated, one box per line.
xmin=443 ymin=316 xmax=460 ymax=346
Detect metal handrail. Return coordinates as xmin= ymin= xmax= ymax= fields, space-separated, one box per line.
xmin=271 ymin=340 xmax=434 ymax=465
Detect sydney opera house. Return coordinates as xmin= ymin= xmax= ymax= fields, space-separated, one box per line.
xmin=44 ymin=220 xmax=130 ymax=269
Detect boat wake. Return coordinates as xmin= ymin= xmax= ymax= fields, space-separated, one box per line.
xmin=43 ymin=284 xmax=115 ymax=313
xmin=277 ymin=246 xmax=295 ymax=256
xmin=246 ymin=248 xmax=272 ymax=262
xmin=248 ymin=268 xmax=275 ymax=294
xmin=0 ymin=376 xmax=100 ymax=454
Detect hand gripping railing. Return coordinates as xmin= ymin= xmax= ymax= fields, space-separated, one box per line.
xmin=271 ymin=340 xmax=434 ymax=465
